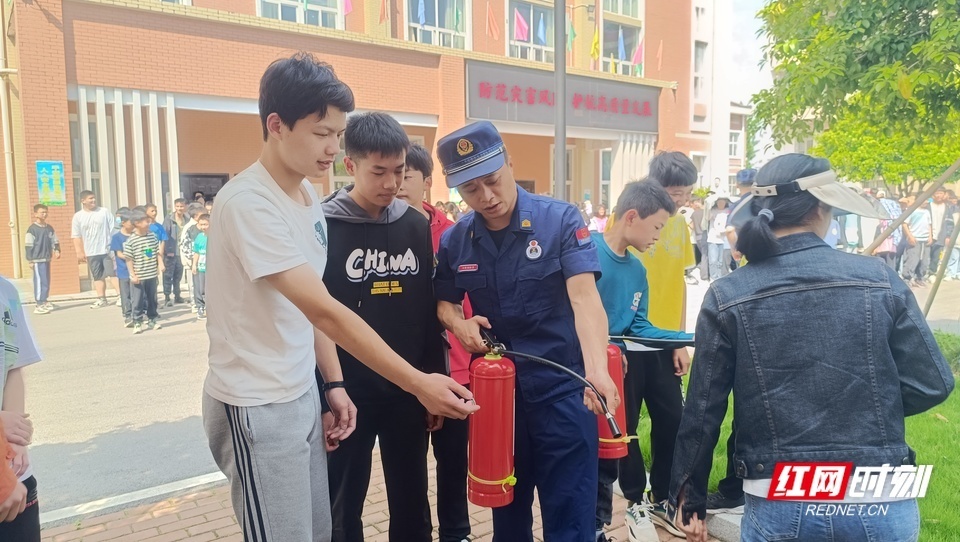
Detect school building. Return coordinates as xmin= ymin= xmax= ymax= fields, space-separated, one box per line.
xmin=0 ymin=0 xmax=736 ymax=294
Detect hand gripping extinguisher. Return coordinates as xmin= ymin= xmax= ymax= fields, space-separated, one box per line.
xmin=598 ymin=344 xmax=628 ymax=459
xmin=467 ymin=349 xmax=517 ymax=508
xmin=468 ymin=329 xmax=623 ymax=508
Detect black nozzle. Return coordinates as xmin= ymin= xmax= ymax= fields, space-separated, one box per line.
xmin=605 ymin=412 xmax=623 ymax=439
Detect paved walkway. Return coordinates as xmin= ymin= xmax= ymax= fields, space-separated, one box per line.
xmin=40 ymin=448 xmax=703 ymax=542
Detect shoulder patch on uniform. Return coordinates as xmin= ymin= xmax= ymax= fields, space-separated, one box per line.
xmin=576 ymin=227 xmax=592 ymax=246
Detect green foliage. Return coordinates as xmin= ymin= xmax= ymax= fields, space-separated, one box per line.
xmin=693 ymin=186 xmax=712 ymax=200
xmin=811 ymin=106 xmax=960 ymax=193
xmin=745 ymin=114 xmax=760 ymax=169
xmin=934 ymin=330 xmax=960 ymax=373
xmin=753 ymin=0 xmax=960 ymax=147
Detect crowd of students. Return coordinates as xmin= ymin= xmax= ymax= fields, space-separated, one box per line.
xmin=1 ymin=50 xmax=955 ymax=542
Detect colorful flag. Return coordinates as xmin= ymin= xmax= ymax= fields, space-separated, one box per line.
xmin=617 ymin=27 xmax=626 ymax=61
xmin=514 ymin=8 xmax=529 ymax=42
xmin=590 ymin=27 xmax=600 ymax=60
xmin=536 ymin=13 xmax=546 ymax=45
xmin=610 ymin=54 xmax=617 ymax=74
xmin=455 ymin=5 xmax=463 ymax=32
xmin=566 ymin=15 xmax=576 ymax=52
xmin=418 ymin=0 xmax=426 ymax=26
xmin=485 ymin=1 xmax=500 ymax=40
xmin=632 ymin=36 xmax=644 ymax=75
xmin=344 ymin=0 xmax=353 ymax=16
xmin=379 ymin=0 xmax=388 ymax=23
xmin=657 ymin=39 xmax=663 ymax=70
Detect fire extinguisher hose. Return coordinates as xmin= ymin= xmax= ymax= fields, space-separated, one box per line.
xmin=496 ymin=349 xmax=623 ymax=439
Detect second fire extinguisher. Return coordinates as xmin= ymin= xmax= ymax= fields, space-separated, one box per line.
xmin=598 ymin=344 xmax=628 ymax=459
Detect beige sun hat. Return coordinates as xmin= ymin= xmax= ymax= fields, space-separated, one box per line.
xmin=750 ymin=170 xmax=889 ymax=219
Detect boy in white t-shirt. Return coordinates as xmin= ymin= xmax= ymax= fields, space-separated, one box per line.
xmin=201 ymin=52 xmax=477 ymax=542
xmin=0 ymin=276 xmax=43 ymax=538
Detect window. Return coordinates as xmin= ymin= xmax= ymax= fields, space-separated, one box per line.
xmin=695 ymin=6 xmax=705 ymax=32
xmin=69 ymin=115 xmax=117 ymax=211
xmin=508 ymin=1 xmax=554 ymax=64
xmin=602 ymin=0 xmax=638 ymax=19
xmin=600 ymin=149 xmax=612 ymax=208
xmin=693 ymin=41 xmax=708 ymax=99
xmin=260 ymin=0 xmax=341 ymax=30
xmin=691 ymin=153 xmax=707 ymax=186
xmin=602 ymin=22 xmax=643 ymax=76
xmin=729 ymin=131 xmax=741 ymax=157
xmin=408 ymin=0 xmax=468 ymax=50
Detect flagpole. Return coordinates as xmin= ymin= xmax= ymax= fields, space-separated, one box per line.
xmin=553 ymin=0 xmax=565 ymax=200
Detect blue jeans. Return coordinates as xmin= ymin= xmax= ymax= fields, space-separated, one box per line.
xmin=948 ymin=247 xmax=960 ymax=279
xmin=740 ymin=494 xmax=919 ymax=542
xmin=709 ymin=243 xmax=730 ymax=280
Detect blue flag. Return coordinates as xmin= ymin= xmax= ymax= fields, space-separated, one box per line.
xmin=418 ymin=0 xmax=426 ymax=26
xmin=618 ymin=27 xmax=626 ymax=61
xmin=536 ymin=13 xmax=546 ymax=45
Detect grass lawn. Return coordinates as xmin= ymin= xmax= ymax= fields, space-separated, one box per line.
xmin=635 ymin=338 xmax=959 ymax=541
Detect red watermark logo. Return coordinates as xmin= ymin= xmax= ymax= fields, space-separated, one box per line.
xmin=768 ymin=463 xmax=933 ymax=501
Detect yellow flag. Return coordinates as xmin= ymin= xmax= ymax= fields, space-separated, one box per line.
xmin=590 ymin=27 xmax=600 ymax=60
xmin=609 ymin=54 xmax=616 ymax=74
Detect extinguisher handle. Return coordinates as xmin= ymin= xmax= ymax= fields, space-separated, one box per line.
xmin=605 ymin=412 xmax=623 ymax=439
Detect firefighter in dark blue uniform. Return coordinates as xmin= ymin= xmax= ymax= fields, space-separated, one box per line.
xmin=434 ymin=121 xmax=621 ymax=542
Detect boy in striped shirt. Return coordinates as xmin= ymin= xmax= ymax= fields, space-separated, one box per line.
xmin=123 ymin=209 xmax=165 ymax=334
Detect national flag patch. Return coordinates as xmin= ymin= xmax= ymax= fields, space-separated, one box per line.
xmin=576 ymin=227 xmax=592 ymax=246
xmin=458 ymin=264 xmax=479 ymax=273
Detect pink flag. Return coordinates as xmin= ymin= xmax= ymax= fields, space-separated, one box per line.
xmin=344 ymin=0 xmax=353 ymax=15
xmin=632 ymin=39 xmax=643 ymax=66
xmin=513 ymin=8 xmax=529 ymax=42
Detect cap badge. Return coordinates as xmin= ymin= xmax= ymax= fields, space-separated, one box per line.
xmin=456 ymin=138 xmax=474 ymax=156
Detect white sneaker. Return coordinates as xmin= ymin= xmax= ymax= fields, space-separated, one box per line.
xmin=625 ymin=502 xmax=659 ymax=542
xmin=89 ymin=298 xmax=108 ymax=308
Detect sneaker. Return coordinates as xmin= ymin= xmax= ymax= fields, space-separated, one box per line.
xmin=90 ymin=298 xmax=108 ymax=309
xmin=33 ymin=306 xmax=50 ymax=315
xmin=174 ymin=297 xmax=186 ymax=304
xmin=133 ymin=323 xmax=143 ymax=334
xmin=43 ymin=302 xmax=56 ymax=310
xmin=648 ymin=499 xmax=687 ymax=538
xmin=197 ymin=309 xmax=206 ymax=320
xmin=147 ymin=319 xmax=162 ymax=330
xmin=625 ymin=501 xmax=659 ymax=542
xmin=164 ymin=298 xmax=173 ymax=308
xmin=115 ymin=297 xmax=122 ymax=307
xmin=705 ymin=491 xmax=745 ymax=514
xmin=124 ymin=318 xmax=135 ymax=328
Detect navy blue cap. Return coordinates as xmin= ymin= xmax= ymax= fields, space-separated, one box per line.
xmin=736 ymin=168 xmax=758 ymax=186
xmin=437 ymin=121 xmax=506 ymax=188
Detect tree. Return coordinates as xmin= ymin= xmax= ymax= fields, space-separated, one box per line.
xmin=812 ymin=106 xmax=960 ymax=194
xmin=745 ymin=114 xmax=761 ymax=168
xmin=753 ymin=0 xmax=960 ymax=147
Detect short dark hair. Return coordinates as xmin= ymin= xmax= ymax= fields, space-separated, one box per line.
xmin=33 ymin=203 xmax=47 ymax=212
xmin=344 ymin=112 xmax=409 ymax=160
xmin=132 ymin=205 xmax=147 ymax=214
xmin=174 ymin=198 xmax=187 ymax=205
xmin=405 ymin=144 xmax=433 ymax=178
xmin=144 ymin=203 xmax=157 ymax=210
xmin=198 ymin=213 xmax=211 ymax=222
xmin=614 ymin=179 xmax=677 ymax=219
xmin=259 ymin=52 xmax=356 ymax=141
xmin=130 ymin=209 xmax=149 ymax=224
xmin=648 ymin=151 xmax=698 ymax=187
xmin=79 ymin=190 xmax=95 ymax=200
xmin=116 ymin=207 xmax=132 ymax=224
xmin=186 ymin=202 xmax=205 ymax=218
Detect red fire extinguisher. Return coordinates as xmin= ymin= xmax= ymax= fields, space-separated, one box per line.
xmin=467 ymin=351 xmax=517 ymax=508
xmin=598 ymin=344 xmax=628 ymax=459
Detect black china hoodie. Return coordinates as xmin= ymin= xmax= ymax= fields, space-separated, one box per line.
xmin=320 ymin=186 xmax=447 ymax=404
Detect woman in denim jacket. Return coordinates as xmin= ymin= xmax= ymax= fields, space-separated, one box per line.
xmin=668 ymin=154 xmax=955 ymax=542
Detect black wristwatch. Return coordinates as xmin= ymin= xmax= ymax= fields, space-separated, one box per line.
xmin=322 ymin=381 xmax=345 ymax=393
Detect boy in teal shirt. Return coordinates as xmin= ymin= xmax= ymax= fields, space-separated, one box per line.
xmin=594 ymin=180 xmax=693 ymax=542
xmin=191 ymin=214 xmax=209 ymax=320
